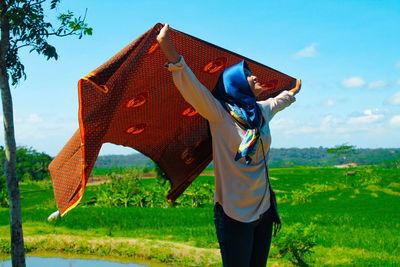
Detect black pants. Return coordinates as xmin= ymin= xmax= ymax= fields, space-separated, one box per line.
xmin=214 ymin=203 xmax=273 ymax=267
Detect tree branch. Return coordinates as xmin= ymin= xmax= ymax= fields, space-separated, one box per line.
xmin=15 ymin=43 xmax=31 ymax=50
xmin=27 ymin=0 xmax=46 ymax=8
xmin=47 ymin=21 xmax=81 ymax=37
xmin=47 ymin=31 xmax=78 ymax=37
xmin=0 ymin=0 xmax=10 ymax=60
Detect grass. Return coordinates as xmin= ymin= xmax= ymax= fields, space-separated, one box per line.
xmin=0 ymin=166 xmax=399 ymax=266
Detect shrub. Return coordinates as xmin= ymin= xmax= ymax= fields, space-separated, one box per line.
xmin=96 ymin=168 xmax=146 ymax=207
xmin=305 ymin=183 xmax=329 ymax=194
xmin=290 ymin=189 xmax=312 ymax=205
xmin=359 ymin=168 xmax=382 ymax=186
xmin=0 ymin=239 xmax=11 ymax=253
xmin=153 ymin=162 xmax=168 ymax=186
xmin=0 ymin=176 xmax=9 ymax=207
xmin=0 ymin=146 xmax=52 ymax=181
xmin=380 ymin=159 xmax=400 ymax=169
xmin=22 ymin=172 xmax=34 ymax=182
xmin=274 ymin=223 xmax=316 ymax=266
xmin=94 ymin=167 xmax=214 ymax=208
xmin=175 ymin=182 xmax=214 ymax=207
xmin=95 ymin=167 xmax=174 ymax=208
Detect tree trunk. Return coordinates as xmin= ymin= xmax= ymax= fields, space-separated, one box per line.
xmin=0 ymin=3 xmax=26 ymax=266
xmin=0 ymin=69 xmax=26 ymax=267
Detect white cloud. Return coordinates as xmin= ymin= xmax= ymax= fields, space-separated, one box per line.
xmin=27 ymin=114 xmax=43 ymax=124
xmin=389 ymin=116 xmax=400 ymax=128
xmin=295 ymin=115 xmax=336 ymax=134
xmin=320 ymin=115 xmax=336 ymax=131
xmin=396 ymin=79 xmax=400 ymax=86
xmin=388 ymin=91 xmax=400 ymax=105
xmin=14 ymin=113 xmax=76 ymax=142
xmin=330 ymin=109 xmax=386 ymax=136
xmin=266 ymin=108 xmax=400 ymax=148
xmin=270 ymin=118 xmax=297 ymax=132
xmin=299 ymin=126 xmax=318 ymax=133
xmin=347 ymin=109 xmax=384 ymax=125
xmin=272 ymin=112 xmax=385 ymax=136
xmin=341 ymin=77 xmax=365 ymax=88
xmin=294 ymin=43 xmax=319 ymax=59
xmin=364 ymin=109 xmax=372 ymax=116
xmin=368 ymin=80 xmax=387 ymax=90
xmin=322 ymin=99 xmax=336 ymax=107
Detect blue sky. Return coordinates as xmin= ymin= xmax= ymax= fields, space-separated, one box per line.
xmin=2 ymin=0 xmax=400 ymax=156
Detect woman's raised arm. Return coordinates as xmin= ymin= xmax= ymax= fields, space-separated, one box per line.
xmin=157 ymin=24 xmax=180 ymax=64
xmin=259 ymin=79 xmax=301 ymax=120
xmin=156 ymin=24 xmax=225 ymax=122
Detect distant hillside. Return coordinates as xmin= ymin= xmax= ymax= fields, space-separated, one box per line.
xmin=268 ymin=147 xmax=400 ymax=167
xmin=94 ymin=153 xmax=154 ymax=169
xmin=94 ymin=147 xmax=400 ymax=169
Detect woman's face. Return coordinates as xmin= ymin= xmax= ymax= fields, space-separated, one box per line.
xmin=244 ymin=68 xmax=263 ymax=97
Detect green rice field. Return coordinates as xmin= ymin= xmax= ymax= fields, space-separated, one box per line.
xmin=0 ymin=166 xmax=399 ymax=266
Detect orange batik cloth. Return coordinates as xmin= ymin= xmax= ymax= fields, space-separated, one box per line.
xmin=49 ymin=23 xmax=296 ymax=216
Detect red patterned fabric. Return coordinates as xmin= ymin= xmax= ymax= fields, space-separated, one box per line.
xmin=49 ymin=23 xmax=296 ymax=216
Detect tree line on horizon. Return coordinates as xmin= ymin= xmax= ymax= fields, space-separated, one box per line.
xmin=93 ymin=147 xmax=400 ymax=169
xmin=0 ymin=146 xmax=52 ymax=182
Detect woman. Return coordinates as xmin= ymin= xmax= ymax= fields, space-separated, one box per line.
xmin=157 ymin=24 xmax=301 ymax=267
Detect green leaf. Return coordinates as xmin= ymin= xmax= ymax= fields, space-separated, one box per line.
xmin=50 ymin=0 xmax=61 ymax=9
xmin=5 ymin=0 xmax=92 ymax=84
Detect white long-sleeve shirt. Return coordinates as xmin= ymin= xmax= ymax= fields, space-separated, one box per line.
xmin=168 ymin=56 xmax=295 ymax=222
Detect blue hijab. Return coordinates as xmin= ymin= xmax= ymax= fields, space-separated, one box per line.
xmin=212 ymin=61 xmax=264 ymax=164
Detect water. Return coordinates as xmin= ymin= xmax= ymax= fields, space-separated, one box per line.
xmin=0 ymin=256 xmax=148 ymax=267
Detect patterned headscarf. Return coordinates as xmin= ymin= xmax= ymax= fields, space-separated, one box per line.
xmin=212 ymin=60 xmax=264 ymax=164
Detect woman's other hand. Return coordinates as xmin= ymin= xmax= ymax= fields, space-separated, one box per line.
xmin=156 ymin=24 xmax=180 ymax=64
xmin=289 ymin=79 xmax=301 ymax=95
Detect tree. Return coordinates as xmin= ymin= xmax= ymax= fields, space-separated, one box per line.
xmin=327 ymin=143 xmax=355 ymax=165
xmin=0 ymin=1 xmax=92 ymax=266
xmin=327 ymin=144 xmax=356 ymax=185
xmin=0 ymin=146 xmax=53 ymax=181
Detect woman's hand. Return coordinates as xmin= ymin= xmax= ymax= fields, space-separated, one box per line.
xmin=156 ymin=23 xmax=170 ymax=44
xmin=156 ymin=24 xmax=180 ymax=64
xmin=289 ymin=79 xmax=301 ymax=95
